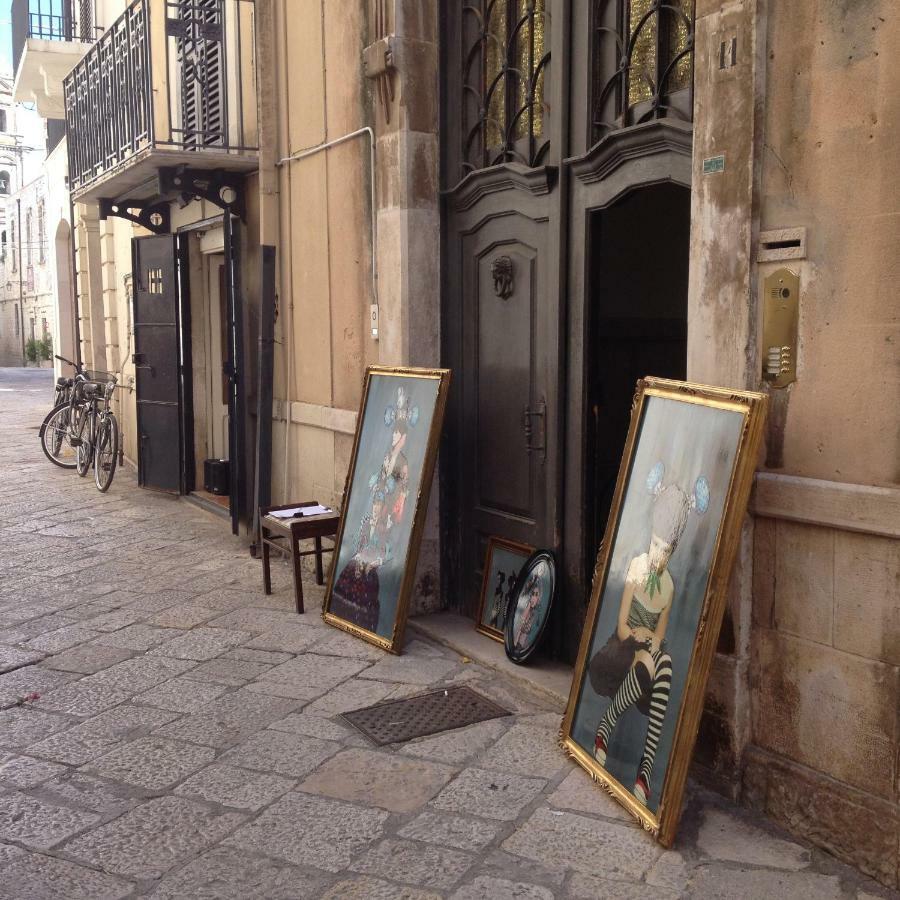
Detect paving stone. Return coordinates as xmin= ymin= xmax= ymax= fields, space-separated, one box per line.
xmin=149 ymin=626 xmax=252 ymax=661
xmin=34 ymin=773 xmax=138 ymax=815
xmin=27 ymin=729 xmax=120 ymax=766
xmin=0 ymin=666 xmax=74 ymax=706
xmin=241 ymin=623 xmax=324 ymax=655
xmin=68 ymin=703 xmax=181 ymax=740
xmin=547 ymin=767 xmax=636 ymax=823
xmin=268 ymin=712 xmax=363 ymax=743
xmin=207 ymin=608 xmax=305 ymax=634
xmin=686 ymin=866 xmax=843 ymax=900
xmin=191 ymin=589 xmax=262 ymax=611
xmin=301 ymin=679 xmax=400 ymax=717
xmin=137 ymin=675 xmax=229 ymax=712
xmin=397 ymin=810 xmax=501 ymax=852
xmin=451 ymin=875 xmax=554 ymax=900
xmin=350 ymin=838 xmax=474 ymax=891
xmin=0 ymin=843 xmax=25 ymax=864
xmin=187 ymin=658 xmax=273 ymax=685
xmin=223 ymin=791 xmax=388 ymax=872
xmin=148 ymin=846 xmax=325 ymax=899
xmin=479 ymin=723 xmax=569 ymax=780
xmin=566 ymin=874 xmax=672 ymax=899
xmin=224 ymin=647 xmax=293 ymax=665
xmin=257 ymin=654 xmax=370 ymax=699
xmin=311 ymin=631 xmax=386 ymax=660
xmin=124 ymin=590 xmax=196 ymax=613
xmin=84 ymin=656 xmax=196 ymax=693
xmin=0 ymin=647 xmax=44 ymax=673
xmin=63 ymin=796 xmax=245 ymax=879
xmin=432 ymin=768 xmax=547 ymax=821
xmin=321 ymin=877 xmax=442 ymax=900
xmin=0 ymin=707 xmax=74 ymax=748
xmin=0 ymin=792 xmax=99 ymax=849
xmin=35 ymin=682 xmax=133 ymax=717
xmin=43 ymin=644 xmax=135 ymax=675
xmin=223 ymin=730 xmax=340 ymax=778
xmin=0 ymin=754 xmax=67 ymax=788
xmin=93 ymin=624 xmax=182 ymax=651
xmin=0 ymin=850 xmax=134 ymax=900
xmin=27 ymin=625 xmax=101 ymax=653
xmin=502 ymin=808 xmax=662 ymax=880
xmin=696 ymin=808 xmax=812 ymax=871
xmin=147 ymin=604 xmax=220 ymax=629
xmin=645 ymin=850 xmax=690 ymax=892
xmin=84 ymin=736 xmax=215 ymax=790
xmin=402 ymin=718 xmax=512 ymax=766
xmin=299 ymin=748 xmax=454 ymax=813
xmin=174 ymin=763 xmax=295 ymax=811
xmin=358 ymin=655 xmax=458 ymax=686
xmin=83 ymin=608 xmax=144 ymax=633
xmin=0 ymin=614 xmax=76 ymax=641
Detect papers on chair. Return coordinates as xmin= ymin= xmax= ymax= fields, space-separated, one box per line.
xmin=269 ymin=504 xmax=333 ymax=520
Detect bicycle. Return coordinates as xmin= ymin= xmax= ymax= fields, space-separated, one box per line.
xmin=72 ymin=377 xmax=119 ymax=492
xmin=38 ymin=354 xmax=85 ymax=468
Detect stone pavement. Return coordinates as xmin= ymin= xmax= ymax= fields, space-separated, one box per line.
xmin=0 ymin=367 xmax=894 ymax=900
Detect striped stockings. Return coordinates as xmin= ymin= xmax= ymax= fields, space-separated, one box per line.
xmin=638 ymin=650 xmax=673 ymax=795
xmin=596 ymin=662 xmax=651 ymax=748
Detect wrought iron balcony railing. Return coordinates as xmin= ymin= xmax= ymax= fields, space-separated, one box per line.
xmin=64 ymin=0 xmax=258 ymax=200
xmin=12 ymin=0 xmax=97 ymax=74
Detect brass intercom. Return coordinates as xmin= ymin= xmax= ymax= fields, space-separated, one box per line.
xmin=762 ymin=267 xmax=799 ymax=388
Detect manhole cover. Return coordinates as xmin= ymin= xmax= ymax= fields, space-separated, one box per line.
xmin=341 ymin=685 xmax=510 ymax=746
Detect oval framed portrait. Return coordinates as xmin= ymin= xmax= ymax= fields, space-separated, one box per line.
xmin=504 ymin=550 xmax=556 ymax=664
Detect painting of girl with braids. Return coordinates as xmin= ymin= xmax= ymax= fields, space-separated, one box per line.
xmin=563 ymin=381 xmax=766 ymax=836
xmin=324 ymin=369 xmax=450 ymax=653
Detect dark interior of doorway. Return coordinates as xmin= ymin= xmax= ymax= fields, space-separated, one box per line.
xmin=585 ymin=182 xmax=690 ymax=579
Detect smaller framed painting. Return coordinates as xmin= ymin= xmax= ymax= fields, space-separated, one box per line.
xmin=559 ymin=377 xmax=767 ymax=846
xmin=504 ymin=550 xmax=556 ymax=664
xmin=323 ymin=366 xmax=451 ymax=653
xmin=475 ymin=537 xmax=534 ymax=642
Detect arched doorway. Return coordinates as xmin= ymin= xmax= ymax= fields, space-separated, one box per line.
xmin=54 ymin=219 xmax=76 ymax=372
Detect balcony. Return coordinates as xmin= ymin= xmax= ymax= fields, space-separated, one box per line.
xmin=12 ymin=0 xmax=96 ymax=118
xmin=64 ymin=0 xmax=258 ymax=203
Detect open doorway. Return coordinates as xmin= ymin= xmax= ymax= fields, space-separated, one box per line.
xmin=187 ymin=235 xmax=231 ymax=516
xmin=585 ymin=183 xmax=690 ymax=572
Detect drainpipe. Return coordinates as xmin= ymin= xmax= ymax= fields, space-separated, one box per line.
xmin=249 ymin=0 xmax=279 ymax=554
xmin=17 ymin=197 xmax=25 ymax=365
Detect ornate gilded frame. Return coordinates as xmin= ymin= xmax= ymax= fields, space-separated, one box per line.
xmin=322 ymin=366 xmax=451 ymax=654
xmin=475 ymin=536 xmax=535 ymax=642
xmin=559 ymin=377 xmax=767 ymax=845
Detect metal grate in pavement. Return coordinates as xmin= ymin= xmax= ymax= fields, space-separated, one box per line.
xmin=340 ymin=685 xmax=511 ymax=746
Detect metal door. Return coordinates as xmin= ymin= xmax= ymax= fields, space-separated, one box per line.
xmin=132 ymin=234 xmax=181 ymax=492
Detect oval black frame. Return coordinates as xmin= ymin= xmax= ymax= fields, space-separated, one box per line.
xmin=503 ymin=549 xmax=557 ymax=664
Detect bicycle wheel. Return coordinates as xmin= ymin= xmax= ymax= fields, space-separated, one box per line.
xmin=75 ymin=410 xmax=93 ymax=477
xmin=39 ymin=403 xmax=76 ymax=469
xmin=93 ymin=414 xmax=119 ymax=493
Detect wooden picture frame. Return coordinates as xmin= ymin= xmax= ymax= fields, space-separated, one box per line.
xmin=323 ymin=366 xmax=451 ymax=653
xmin=560 ymin=377 xmax=767 ymax=845
xmin=475 ymin=537 xmax=535 ymax=642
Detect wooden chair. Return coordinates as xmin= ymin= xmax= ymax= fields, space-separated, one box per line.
xmin=258 ymin=501 xmax=340 ymax=613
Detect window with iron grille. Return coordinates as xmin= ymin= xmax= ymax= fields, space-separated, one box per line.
xmin=460 ymin=0 xmax=550 ymax=177
xmin=78 ymin=0 xmax=94 ymax=42
xmin=591 ymin=0 xmax=694 ymax=144
xmin=0 ymin=171 xmax=9 ymax=194
xmin=10 ymin=221 xmax=16 ymax=272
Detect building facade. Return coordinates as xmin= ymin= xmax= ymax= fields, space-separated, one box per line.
xmin=20 ymin=0 xmax=898 ymax=888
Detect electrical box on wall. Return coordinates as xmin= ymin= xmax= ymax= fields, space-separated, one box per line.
xmin=762 ymin=267 xmax=799 ymax=388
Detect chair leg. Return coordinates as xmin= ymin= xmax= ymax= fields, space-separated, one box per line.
xmin=291 ymin=538 xmax=304 ymax=614
xmin=314 ymin=536 xmax=324 ymax=585
xmin=261 ymin=536 xmax=272 ymax=595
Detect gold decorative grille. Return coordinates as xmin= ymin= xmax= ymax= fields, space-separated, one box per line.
xmin=592 ymin=0 xmax=694 ymax=143
xmin=462 ymin=0 xmax=550 ymax=176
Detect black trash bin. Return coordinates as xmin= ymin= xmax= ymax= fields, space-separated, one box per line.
xmin=203 ymin=458 xmax=230 ymax=495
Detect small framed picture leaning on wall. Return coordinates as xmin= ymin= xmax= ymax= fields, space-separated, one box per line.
xmin=323 ymin=366 xmax=451 ymax=654
xmin=560 ymin=377 xmax=767 ymax=845
xmin=475 ymin=537 xmax=534 ymax=642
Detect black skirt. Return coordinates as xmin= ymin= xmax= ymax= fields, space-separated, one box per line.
xmin=588 ymin=633 xmax=651 ymax=716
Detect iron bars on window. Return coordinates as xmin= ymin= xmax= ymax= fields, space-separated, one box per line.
xmin=460 ymin=0 xmax=551 ymax=178
xmin=591 ymin=0 xmax=694 ymax=143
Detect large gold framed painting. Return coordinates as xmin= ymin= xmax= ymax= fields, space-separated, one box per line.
xmin=561 ymin=378 xmax=766 ymax=845
xmin=323 ymin=366 xmax=450 ymax=653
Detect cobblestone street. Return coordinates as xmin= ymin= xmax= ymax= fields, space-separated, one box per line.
xmin=0 ymin=368 xmax=892 ymax=899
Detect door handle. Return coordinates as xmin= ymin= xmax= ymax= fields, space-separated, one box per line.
xmin=522 ymin=397 xmax=546 ymax=462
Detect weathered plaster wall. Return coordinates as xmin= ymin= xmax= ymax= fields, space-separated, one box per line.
xmin=744 ymin=2 xmax=900 ymax=889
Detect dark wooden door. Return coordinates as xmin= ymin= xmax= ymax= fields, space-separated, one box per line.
xmin=132 ymin=234 xmax=181 ymax=493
